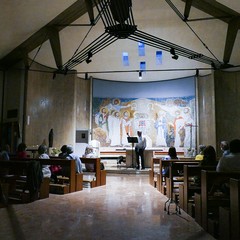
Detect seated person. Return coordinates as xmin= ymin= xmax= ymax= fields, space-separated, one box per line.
xmin=199 ymin=145 xmax=217 ymax=167
xmin=37 ymin=145 xmax=51 ymax=178
xmin=17 ymin=142 xmax=28 ymax=159
xmin=195 ymin=145 xmax=206 ymax=160
xmin=65 ymin=145 xmax=83 ymax=174
xmin=162 ymin=146 xmax=178 ymax=177
xmin=217 ymin=139 xmax=240 ymax=172
xmin=0 ymin=144 xmax=10 ymax=161
xmin=220 ymin=140 xmax=230 ymax=156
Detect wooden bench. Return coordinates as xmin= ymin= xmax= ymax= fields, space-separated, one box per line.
xmin=163 ymin=160 xmax=199 ymax=214
xmin=179 ymin=165 xmax=216 ymax=216
xmin=0 ymin=160 xmax=50 ymax=204
xmin=200 ymin=171 xmax=240 ymax=238
xmin=154 ymin=158 xmax=197 ymax=194
xmin=230 ymin=178 xmax=240 ymax=240
xmin=80 ymin=157 xmax=106 ymax=188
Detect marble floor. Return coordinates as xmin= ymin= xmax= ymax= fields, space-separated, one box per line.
xmin=0 ymin=174 xmax=215 ymax=240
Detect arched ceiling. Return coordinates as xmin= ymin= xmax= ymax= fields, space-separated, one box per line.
xmin=0 ymin=0 xmax=240 ymax=81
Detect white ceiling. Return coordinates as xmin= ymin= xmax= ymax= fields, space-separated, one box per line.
xmin=0 ymin=0 xmax=240 ymax=81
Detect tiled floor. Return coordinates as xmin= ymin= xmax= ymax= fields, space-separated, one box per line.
xmin=0 ymin=173 xmax=215 ymax=240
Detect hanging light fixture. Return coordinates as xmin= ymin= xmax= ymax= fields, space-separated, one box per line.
xmin=139 ymin=71 xmax=142 ymax=79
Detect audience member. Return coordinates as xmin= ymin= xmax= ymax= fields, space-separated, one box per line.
xmin=217 ymin=139 xmax=240 ymax=172
xmin=220 ymin=140 xmax=230 ymax=156
xmin=0 ymin=144 xmax=10 ymax=160
xmin=162 ymin=146 xmax=178 ymax=177
xmin=199 ymin=145 xmax=218 ymax=167
xmin=17 ymin=142 xmax=28 ymax=159
xmin=37 ymin=144 xmax=51 ymax=178
xmin=195 ymin=145 xmax=206 ymax=160
xmin=65 ymin=145 xmax=83 ymax=173
xmin=59 ymin=145 xmax=67 ymax=158
xmin=164 ymin=146 xmax=178 ymax=160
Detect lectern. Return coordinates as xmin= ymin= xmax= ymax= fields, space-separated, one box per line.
xmin=127 ymin=137 xmax=138 ymax=168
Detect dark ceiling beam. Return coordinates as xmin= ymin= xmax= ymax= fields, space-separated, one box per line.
xmin=47 ymin=27 xmax=63 ymax=69
xmin=85 ymin=0 xmax=95 ymax=24
xmin=183 ymin=0 xmax=193 ymax=20
xmin=224 ymin=17 xmax=240 ymax=64
xmin=0 ymin=0 xmax=102 ymax=70
xmin=181 ymin=0 xmax=239 ymax=23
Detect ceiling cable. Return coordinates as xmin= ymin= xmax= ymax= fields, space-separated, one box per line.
xmin=165 ymin=0 xmax=221 ymax=64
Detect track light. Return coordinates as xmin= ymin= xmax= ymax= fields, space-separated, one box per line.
xmin=85 ymin=73 xmax=88 ymax=80
xmin=86 ymin=51 xmax=93 ymax=64
xmin=139 ymin=71 xmax=142 ymax=80
xmin=170 ymin=48 xmax=178 ymax=60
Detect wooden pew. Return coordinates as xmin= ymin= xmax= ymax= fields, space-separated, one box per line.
xmin=180 ymin=165 xmax=216 ymax=215
xmin=200 ymin=171 xmax=240 ymax=237
xmin=80 ymin=157 xmax=106 ymax=187
xmin=0 ymin=160 xmax=50 ymax=204
xmin=230 ymin=178 xmax=240 ymax=240
xmin=164 ymin=160 xmax=199 ymax=214
xmin=149 ymin=158 xmax=160 ymax=187
xmin=156 ymin=158 xmax=198 ymax=195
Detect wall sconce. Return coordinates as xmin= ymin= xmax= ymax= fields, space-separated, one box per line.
xmin=170 ymin=48 xmax=178 ymax=60
xmin=139 ymin=71 xmax=142 ymax=80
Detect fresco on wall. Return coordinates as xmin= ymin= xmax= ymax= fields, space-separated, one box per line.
xmin=92 ymin=96 xmax=196 ymax=149
xmin=92 ymin=77 xmax=196 ymax=149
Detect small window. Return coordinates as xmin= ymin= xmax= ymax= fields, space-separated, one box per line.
xmin=156 ymin=50 xmax=162 ymax=65
xmin=140 ymin=61 xmax=146 ymax=72
xmin=122 ymin=52 xmax=129 ymax=66
xmin=138 ymin=42 xmax=145 ymax=56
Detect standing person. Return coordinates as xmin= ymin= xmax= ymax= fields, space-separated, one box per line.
xmin=37 ymin=144 xmax=51 ymax=178
xmin=217 ymin=139 xmax=240 ymax=172
xmin=135 ymin=131 xmax=146 ymax=170
xmin=220 ymin=140 xmax=230 ymax=156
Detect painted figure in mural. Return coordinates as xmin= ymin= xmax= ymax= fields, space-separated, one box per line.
xmin=98 ymin=107 xmax=109 ymax=142
xmin=174 ymin=110 xmax=185 ymax=147
xmin=121 ymin=110 xmax=132 ymax=146
xmin=110 ymin=111 xmax=121 ymax=146
xmin=166 ymin=122 xmax=175 ymax=147
xmin=154 ymin=111 xmax=167 ymax=147
xmin=182 ymin=107 xmax=194 ymax=149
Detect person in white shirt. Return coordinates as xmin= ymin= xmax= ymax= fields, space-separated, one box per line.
xmin=135 ymin=131 xmax=147 ymax=170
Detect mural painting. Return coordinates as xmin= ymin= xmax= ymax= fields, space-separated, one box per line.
xmin=92 ymin=96 xmax=196 ymax=149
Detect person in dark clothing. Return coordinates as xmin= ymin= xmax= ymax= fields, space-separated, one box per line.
xmin=199 ymin=145 xmax=217 ymax=167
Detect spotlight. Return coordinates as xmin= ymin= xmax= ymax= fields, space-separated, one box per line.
xmin=86 ymin=59 xmax=92 ymax=64
xmin=172 ymin=55 xmax=178 ymax=60
xmin=86 ymin=51 xmax=93 ymax=64
xmin=139 ymin=71 xmax=142 ymax=80
xmin=170 ymin=48 xmax=175 ymax=55
xmin=170 ymin=48 xmax=178 ymax=60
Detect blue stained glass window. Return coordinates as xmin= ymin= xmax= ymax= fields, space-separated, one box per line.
xmin=156 ymin=50 xmax=162 ymax=65
xmin=138 ymin=42 xmax=145 ymax=56
xmin=122 ymin=52 xmax=129 ymax=66
xmin=140 ymin=61 xmax=146 ymax=72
